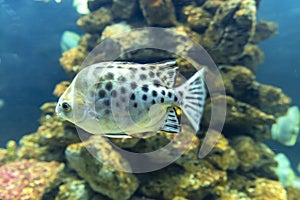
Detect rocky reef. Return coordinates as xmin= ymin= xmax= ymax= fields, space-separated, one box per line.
xmin=1 ymin=0 xmax=298 ymax=199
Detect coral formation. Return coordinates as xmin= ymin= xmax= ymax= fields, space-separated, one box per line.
xmin=1 ymin=0 xmax=295 ymax=199
xmin=66 ymin=136 xmax=139 ymax=200
xmin=0 ymin=159 xmax=64 ymax=200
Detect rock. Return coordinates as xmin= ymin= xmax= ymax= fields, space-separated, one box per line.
xmin=55 ymin=179 xmax=94 ymax=200
xmin=245 ymin=178 xmax=287 ymax=200
xmin=65 ymin=136 xmax=139 ymax=200
xmin=139 ymin=162 xmax=226 ymax=199
xmin=202 ymin=0 xmax=257 ymax=68
xmin=219 ymin=65 xmax=291 ymax=116
xmin=202 ymin=95 xmax=275 ymax=140
xmin=88 ymin=0 xmax=112 ymax=12
xmin=231 ymin=136 xmax=277 ymax=178
xmin=252 ymin=20 xmax=278 ymax=43
xmin=77 ymin=7 xmax=112 ymax=34
xmin=100 ymin=22 xmax=132 ymax=40
xmin=286 ymin=186 xmax=300 ymax=200
xmin=111 ymin=0 xmax=137 ymax=19
xmin=206 ymin=134 xmax=240 ymax=171
xmin=139 ymin=0 xmax=177 ymax=26
xmin=182 ymin=5 xmax=212 ymax=33
xmin=0 ymin=159 xmax=64 ymax=200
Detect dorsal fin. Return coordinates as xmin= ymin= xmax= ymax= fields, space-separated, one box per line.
xmin=160 ymin=107 xmax=181 ymax=133
xmin=152 ymin=60 xmax=179 ymax=88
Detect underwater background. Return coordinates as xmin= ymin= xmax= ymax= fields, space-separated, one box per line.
xmin=0 ymin=0 xmax=300 ymax=199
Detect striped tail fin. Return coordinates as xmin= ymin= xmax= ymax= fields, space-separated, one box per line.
xmin=175 ymin=68 xmax=206 ymax=132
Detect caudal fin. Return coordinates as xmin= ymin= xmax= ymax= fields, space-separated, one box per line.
xmin=175 ymin=68 xmax=206 ymax=132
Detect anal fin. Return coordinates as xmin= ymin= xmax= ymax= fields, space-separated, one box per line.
xmin=160 ymin=107 xmax=181 ymax=133
xmin=104 ymin=134 xmax=132 ymax=139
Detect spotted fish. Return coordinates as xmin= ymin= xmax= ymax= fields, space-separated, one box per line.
xmin=56 ymin=60 xmax=206 ymax=138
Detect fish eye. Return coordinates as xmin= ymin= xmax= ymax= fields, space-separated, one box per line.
xmin=62 ymin=102 xmax=71 ymax=112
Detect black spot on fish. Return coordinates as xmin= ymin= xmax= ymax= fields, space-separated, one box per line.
xmin=150 ymin=65 xmax=156 ymax=70
xmin=111 ymin=90 xmax=117 ymax=98
xmin=174 ymin=95 xmax=178 ymax=102
xmin=121 ymin=97 xmax=126 ymax=102
xmin=152 ymin=99 xmax=156 ymax=104
xmin=116 ymin=102 xmax=120 ymax=107
xmin=161 ymin=98 xmax=164 ymax=103
xmin=117 ymin=66 xmax=122 ymax=69
xmin=107 ymin=65 xmax=114 ymax=68
xmin=168 ymin=92 xmax=172 ymax=98
xmin=121 ymin=87 xmax=126 ymax=94
xmin=142 ymin=94 xmax=148 ymax=101
xmin=104 ymin=109 xmax=110 ymax=115
xmin=140 ymin=74 xmax=147 ymax=80
xmin=141 ymin=67 xmax=146 ymax=70
xmin=152 ymin=90 xmax=157 ymax=97
xmin=153 ymin=79 xmax=161 ymax=86
xmin=142 ymin=85 xmax=149 ymax=92
xmin=133 ymin=102 xmax=138 ymax=108
xmin=104 ymin=99 xmax=110 ymax=106
xmin=118 ymin=76 xmax=126 ymax=82
xmin=149 ymin=71 xmax=155 ymax=78
xmin=130 ymin=93 xmax=135 ymax=100
xmin=99 ymin=90 xmax=106 ymax=98
xmin=105 ymin=82 xmax=113 ymax=91
xmin=106 ymin=72 xmax=114 ymax=80
xmin=161 ymin=90 xmax=165 ymax=96
xmin=131 ymin=82 xmax=137 ymax=90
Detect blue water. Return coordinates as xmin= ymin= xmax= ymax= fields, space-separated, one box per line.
xmin=0 ymin=0 xmax=80 ymax=146
xmin=256 ymin=0 xmax=300 ymax=171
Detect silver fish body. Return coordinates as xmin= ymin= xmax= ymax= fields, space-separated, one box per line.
xmin=56 ymin=61 xmax=206 ymax=137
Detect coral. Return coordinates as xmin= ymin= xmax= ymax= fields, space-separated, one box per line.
xmin=60 ymin=47 xmax=87 ymax=76
xmin=65 ymin=136 xmax=139 ymax=200
xmin=0 ymin=140 xmax=17 ymax=166
xmin=77 ymin=7 xmax=112 ymax=34
xmin=271 ymin=106 xmax=300 ymax=146
xmin=53 ymin=81 xmax=70 ymax=97
xmin=0 ymin=159 xmax=64 ymax=200
xmin=274 ymin=153 xmax=296 ymax=187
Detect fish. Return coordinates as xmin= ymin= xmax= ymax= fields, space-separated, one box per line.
xmin=56 ymin=60 xmax=206 ymax=138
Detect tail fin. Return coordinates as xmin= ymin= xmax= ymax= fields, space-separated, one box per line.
xmin=175 ymin=69 xmax=206 ymax=132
